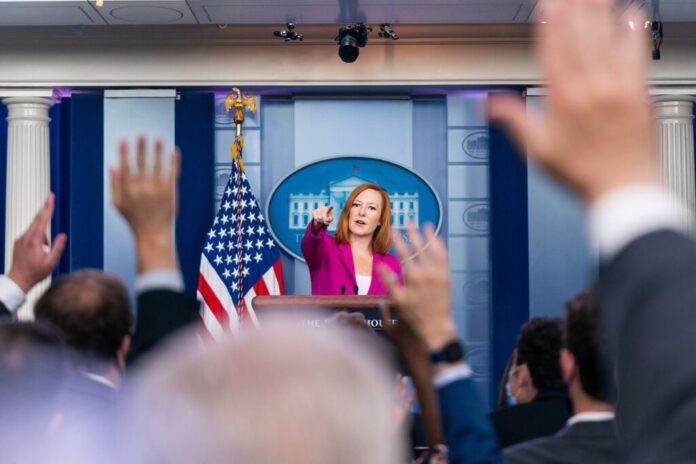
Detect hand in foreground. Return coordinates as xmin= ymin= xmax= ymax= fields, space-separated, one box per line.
xmin=7 ymin=194 xmax=67 ymax=293
xmin=111 ymin=136 xmax=180 ymax=272
xmin=488 ymin=0 xmax=659 ymax=204
xmin=312 ymin=205 xmax=334 ymax=229
xmin=377 ymin=222 xmax=455 ymax=351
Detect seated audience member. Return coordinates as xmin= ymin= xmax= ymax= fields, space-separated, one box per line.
xmin=504 ymin=288 xmax=617 ymax=464
xmin=124 ymin=320 xmax=403 ymax=464
xmin=378 ymin=222 xmax=502 ymax=464
xmin=0 ymin=321 xmax=67 ymax=462
xmin=489 ymin=0 xmax=696 ymax=461
xmin=34 ymin=270 xmax=132 ymax=393
xmin=497 ymin=350 xmax=517 ymax=409
xmin=490 ymin=317 xmax=571 ymax=447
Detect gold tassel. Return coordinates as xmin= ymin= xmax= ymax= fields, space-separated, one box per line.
xmin=231 ymin=136 xmax=245 ymax=170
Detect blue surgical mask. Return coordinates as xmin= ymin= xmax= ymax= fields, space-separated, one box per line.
xmin=505 ymin=381 xmax=518 ymax=406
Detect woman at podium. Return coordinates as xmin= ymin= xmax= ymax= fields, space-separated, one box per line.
xmin=301 ymin=183 xmax=403 ymax=295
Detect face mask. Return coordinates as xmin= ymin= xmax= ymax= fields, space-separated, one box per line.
xmin=505 ymin=381 xmax=518 ymax=406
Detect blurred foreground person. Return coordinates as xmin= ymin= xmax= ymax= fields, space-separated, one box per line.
xmin=504 ymin=289 xmax=617 ymax=463
xmin=0 ymin=322 xmax=67 ymax=462
xmin=489 ymin=0 xmax=696 ymax=461
xmin=125 ymin=320 xmax=403 ymax=464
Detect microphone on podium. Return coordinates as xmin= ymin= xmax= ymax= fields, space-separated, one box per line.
xmin=340 ymin=285 xmax=346 ymax=295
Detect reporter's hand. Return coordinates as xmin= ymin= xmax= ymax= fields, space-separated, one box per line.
xmin=378 ymin=222 xmax=456 ymax=351
xmin=488 ymin=0 xmax=659 ymax=204
xmin=311 ymin=205 xmax=334 ymax=230
xmin=7 ymin=194 xmax=67 ymax=294
xmin=111 ymin=136 xmax=180 ymax=272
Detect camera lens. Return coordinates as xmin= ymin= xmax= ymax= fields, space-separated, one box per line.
xmin=338 ymin=34 xmax=359 ymax=63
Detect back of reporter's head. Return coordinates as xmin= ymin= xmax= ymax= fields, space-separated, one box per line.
xmin=563 ymin=288 xmax=615 ymax=403
xmin=516 ymin=316 xmax=565 ymax=392
xmin=34 ymin=269 xmax=132 ymax=370
xmin=126 ymin=316 xmax=402 ymax=464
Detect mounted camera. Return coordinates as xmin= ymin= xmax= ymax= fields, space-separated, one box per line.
xmin=378 ymin=24 xmax=399 ymax=40
xmin=273 ymin=23 xmax=303 ymax=42
xmin=335 ymin=23 xmax=372 ymax=63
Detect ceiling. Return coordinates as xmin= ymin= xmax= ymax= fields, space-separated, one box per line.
xmin=0 ymin=0 xmax=688 ymax=27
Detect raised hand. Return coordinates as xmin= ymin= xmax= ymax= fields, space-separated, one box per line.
xmin=111 ymin=136 xmax=180 ymax=272
xmin=377 ymin=222 xmax=455 ymax=351
xmin=312 ymin=205 xmax=334 ymax=230
xmin=488 ymin=0 xmax=658 ymax=204
xmin=7 ymin=194 xmax=67 ymax=293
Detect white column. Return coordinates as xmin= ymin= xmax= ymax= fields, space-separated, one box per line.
xmin=3 ymin=95 xmax=53 ymax=319
xmin=653 ymin=95 xmax=696 ymax=232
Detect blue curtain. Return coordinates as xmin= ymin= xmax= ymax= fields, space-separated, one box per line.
xmin=175 ymin=92 xmax=215 ymax=296
xmin=489 ymin=111 xmax=529 ymax=408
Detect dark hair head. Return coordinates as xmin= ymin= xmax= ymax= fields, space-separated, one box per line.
xmin=564 ymin=288 xmax=615 ymax=403
xmin=34 ymin=269 xmax=132 ymax=365
xmin=516 ymin=317 xmax=565 ymax=391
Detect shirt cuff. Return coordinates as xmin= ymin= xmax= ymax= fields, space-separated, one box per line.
xmin=0 ymin=275 xmax=27 ymax=313
xmin=588 ymin=184 xmax=690 ymax=260
xmin=135 ymin=269 xmax=185 ymax=293
xmin=433 ymin=362 xmax=473 ymax=388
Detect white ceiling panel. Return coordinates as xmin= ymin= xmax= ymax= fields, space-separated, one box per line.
xmin=0 ymin=1 xmax=105 ymax=25
xmin=91 ymin=0 xmax=198 ymax=24
xmin=190 ymin=1 xmax=535 ymax=25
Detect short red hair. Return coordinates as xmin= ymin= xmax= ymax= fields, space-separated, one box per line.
xmin=335 ymin=183 xmax=392 ymax=254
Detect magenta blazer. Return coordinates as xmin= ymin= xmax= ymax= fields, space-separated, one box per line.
xmin=300 ymin=223 xmax=403 ymax=295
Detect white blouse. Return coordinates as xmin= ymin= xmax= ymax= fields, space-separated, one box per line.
xmin=355 ymin=274 xmax=372 ymax=295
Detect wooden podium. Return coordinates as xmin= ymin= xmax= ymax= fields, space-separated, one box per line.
xmin=252 ymin=295 xmax=396 ymax=329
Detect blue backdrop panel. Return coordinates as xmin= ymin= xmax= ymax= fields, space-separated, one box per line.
xmin=489 ymin=120 xmax=529 ymax=406
xmin=175 ymin=92 xmax=215 ymax=295
xmin=0 ymin=104 xmax=7 ymax=273
xmin=56 ymin=93 xmax=104 ymax=273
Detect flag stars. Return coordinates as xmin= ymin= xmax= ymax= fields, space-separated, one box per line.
xmin=207 ymin=230 xmax=217 ymax=239
xmin=221 ymin=215 xmax=229 ymax=225
xmin=243 ymin=254 xmax=251 ymax=264
xmin=242 ymin=267 xmax=250 ymax=277
xmin=204 ymin=242 xmax=214 ymax=252
xmin=255 ymin=239 xmax=264 ymax=250
xmin=231 ymin=281 xmax=239 ymax=293
xmin=253 ymin=252 xmax=263 ymax=263
xmin=225 ymin=255 xmax=233 ymax=265
xmin=222 ymin=201 xmax=231 ymax=211
xmin=257 ymin=225 xmax=265 ymax=236
xmin=214 ymin=255 xmax=223 ymax=266
xmin=266 ymin=238 xmax=275 ymax=248
xmin=222 ymin=268 xmax=231 ymax=279
xmin=225 ymin=187 xmax=232 ymax=196
xmin=246 ymin=225 xmax=255 ymax=236
xmin=216 ymin=242 xmax=225 ymax=252
xmin=219 ymin=229 xmax=228 ymax=239
xmin=233 ymin=268 xmax=240 ymax=278
xmin=244 ymin=240 xmax=253 ymax=250
xmin=247 ymin=212 xmax=256 ymax=223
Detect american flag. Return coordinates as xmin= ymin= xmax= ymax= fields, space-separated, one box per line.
xmin=198 ymin=140 xmax=284 ymax=339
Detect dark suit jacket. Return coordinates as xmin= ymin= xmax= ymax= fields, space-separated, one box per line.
xmin=490 ymin=389 xmax=572 ymax=448
xmin=599 ymin=230 xmax=696 ymax=463
xmin=503 ymin=419 xmax=617 ymax=464
xmin=0 ymin=301 xmax=10 ymax=318
xmin=437 ymin=376 xmax=502 ymax=464
xmin=127 ymin=289 xmax=200 ymax=364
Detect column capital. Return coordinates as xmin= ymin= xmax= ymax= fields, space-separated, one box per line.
xmin=3 ymin=97 xmax=53 ymax=124
xmin=652 ymin=96 xmax=695 ymax=121
xmin=0 ymin=88 xmax=55 ymax=99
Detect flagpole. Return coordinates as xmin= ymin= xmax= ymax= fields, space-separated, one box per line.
xmin=226 ymin=87 xmax=256 ymax=322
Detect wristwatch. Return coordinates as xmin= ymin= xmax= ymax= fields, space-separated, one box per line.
xmin=429 ymin=340 xmax=466 ymax=364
